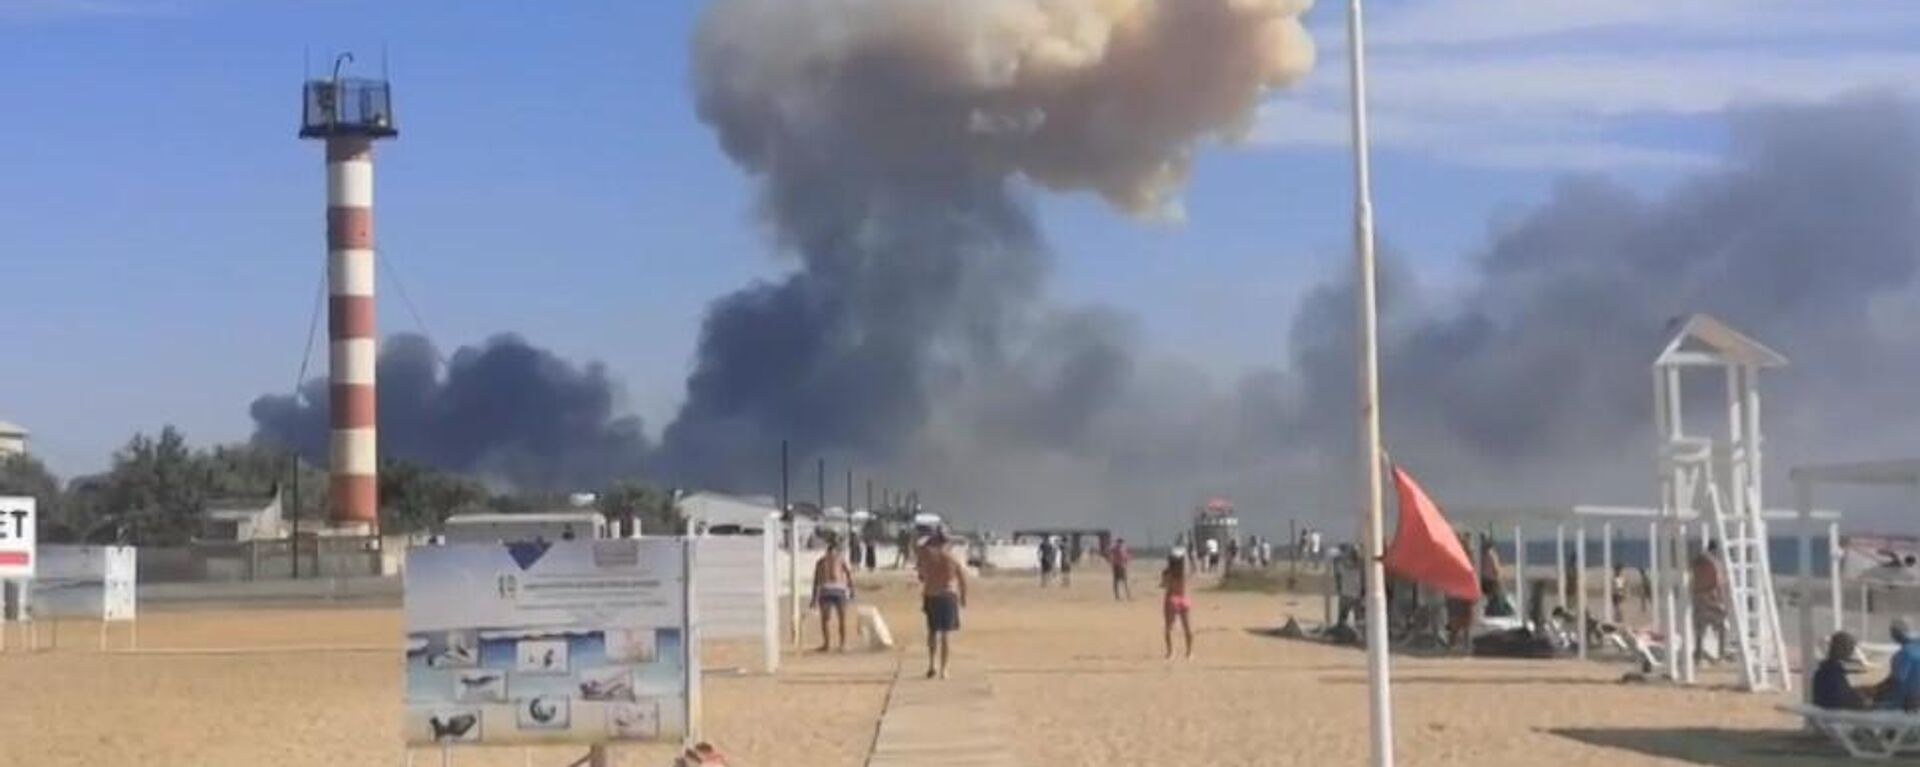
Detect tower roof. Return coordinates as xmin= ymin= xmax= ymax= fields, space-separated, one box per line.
xmin=1655 ymin=313 xmax=1788 ymax=369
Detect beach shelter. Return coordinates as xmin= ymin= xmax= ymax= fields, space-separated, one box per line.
xmin=1382 ymin=465 xmax=1481 ymax=601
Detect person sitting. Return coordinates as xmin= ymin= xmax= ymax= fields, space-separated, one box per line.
xmin=1814 ymin=631 xmax=1870 ymax=710
xmin=1872 ymin=617 xmax=1920 ymax=710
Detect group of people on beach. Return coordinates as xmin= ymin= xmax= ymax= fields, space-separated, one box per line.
xmin=1814 ymin=618 xmax=1920 ymax=711
xmin=808 ymin=530 xmax=970 ymax=678
xmin=809 ymin=530 xmax=1201 ymax=676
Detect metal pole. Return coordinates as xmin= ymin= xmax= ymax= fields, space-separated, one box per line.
xmin=1649 ymin=520 xmax=1664 ymax=669
xmin=1513 ymin=525 xmax=1526 ymax=622
xmin=1576 ymin=526 xmax=1588 ymax=659
xmin=289 ymin=450 xmax=301 ymax=579
xmin=1678 ymin=522 xmax=1695 ymax=684
xmin=783 ymin=441 xmax=799 ymax=648
xmin=1602 ymin=522 xmax=1614 ymax=624
xmin=1555 ymin=525 xmax=1568 ymax=611
xmin=1829 ymin=521 xmax=1843 ymax=636
xmin=1347 ymin=1 xmax=1392 ymax=761
xmin=1797 ymin=479 xmax=1815 ymax=703
xmin=846 ymin=469 xmax=855 ymax=543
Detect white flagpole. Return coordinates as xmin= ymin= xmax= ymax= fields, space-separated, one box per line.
xmin=1347 ymin=0 xmax=1394 ymax=765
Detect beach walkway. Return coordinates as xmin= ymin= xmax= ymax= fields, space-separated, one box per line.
xmin=865 ymin=660 xmax=1019 ymax=767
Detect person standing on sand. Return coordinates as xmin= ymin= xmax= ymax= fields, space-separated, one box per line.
xmin=1691 ymin=541 xmax=1729 ymax=664
xmin=1109 ymin=538 xmax=1133 ymax=601
xmin=1038 ymin=536 xmax=1057 ymax=587
xmin=917 ymin=530 xmax=969 ymax=679
xmin=1061 ymin=537 xmax=1076 ymax=587
xmin=1162 ymin=554 xmax=1194 ymax=659
xmin=811 ymin=539 xmax=855 ymax=652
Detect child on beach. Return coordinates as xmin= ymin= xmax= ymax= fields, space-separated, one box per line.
xmin=1162 ymin=553 xmax=1194 ymax=659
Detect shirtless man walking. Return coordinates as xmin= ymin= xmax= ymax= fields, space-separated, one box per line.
xmin=916 ymin=529 xmax=970 ymax=679
xmin=811 ymin=539 xmax=855 ymax=652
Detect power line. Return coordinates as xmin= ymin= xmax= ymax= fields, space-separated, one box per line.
xmin=375 ymin=247 xmax=449 ymax=368
xmin=292 ymin=258 xmax=328 ymax=398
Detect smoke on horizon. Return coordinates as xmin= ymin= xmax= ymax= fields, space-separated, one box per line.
xmin=250 ymin=333 xmax=651 ymax=491
xmin=657 ymin=0 xmax=1318 ymax=500
xmin=244 ymin=0 xmax=1920 ymax=535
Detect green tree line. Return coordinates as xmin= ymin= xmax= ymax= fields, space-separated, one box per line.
xmin=0 ymin=426 xmax=679 ymax=546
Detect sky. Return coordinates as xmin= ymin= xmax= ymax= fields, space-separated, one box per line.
xmin=3 ymin=0 xmax=1917 ymax=484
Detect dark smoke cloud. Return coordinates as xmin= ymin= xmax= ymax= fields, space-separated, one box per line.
xmin=250 ymin=333 xmax=650 ymax=491
xmin=660 ymin=0 xmax=1316 ymax=490
xmin=665 ymin=55 xmax=1920 ymax=531
xmin=1279 ymin=94 xmax=1920 ymax=517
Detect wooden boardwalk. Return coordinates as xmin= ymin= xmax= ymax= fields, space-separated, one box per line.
xmin=865 ymin=662 xmax=1019 ymax=767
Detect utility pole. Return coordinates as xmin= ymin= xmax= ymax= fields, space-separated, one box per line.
xmin=288 ymin=449 xmax=301 ymax=579
xmin=783 ymin=440 xmax=798 ymax=647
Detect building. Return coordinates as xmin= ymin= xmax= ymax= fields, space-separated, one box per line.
xmin=0 ymin=420 xmax=27 ymax=457
xmin=200 ymin=490 xmax=286 ymax=542
xmin=677 ymin=491 xmax=780 ymax=535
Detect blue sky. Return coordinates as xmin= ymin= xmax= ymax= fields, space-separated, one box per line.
xmin=4 ymin=0 xmax=1916 ymax=477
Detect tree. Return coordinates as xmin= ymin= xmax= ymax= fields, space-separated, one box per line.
xmin=101 ymin=427 xmax=207 ymax=545
xmin=0 ymin=453 xmax=64 ymax=539
xmin=599 ymin=480 xmax=678 ymax=536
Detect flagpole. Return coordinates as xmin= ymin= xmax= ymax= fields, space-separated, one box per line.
xmin=1347 ymin=0 xmax=1394 ymax=765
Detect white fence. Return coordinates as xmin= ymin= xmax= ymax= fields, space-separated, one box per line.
xmin=694 ymin=534 xmax=779 ymax=673
xmin=977 ymin=544 xmax=1042 ymax=571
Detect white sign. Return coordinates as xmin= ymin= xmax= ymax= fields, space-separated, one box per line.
xmin=0 ymin=496 xmax=34 ymax=579
xmin=404 ymin=539 xmax=695 ymax=747
xmin=35 ymin=546 xmax=137 ymax=621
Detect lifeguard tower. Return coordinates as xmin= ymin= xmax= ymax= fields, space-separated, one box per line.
xmin=1654 ymin=314 xmax=1791 ymax=690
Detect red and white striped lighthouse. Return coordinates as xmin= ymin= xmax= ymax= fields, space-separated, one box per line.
xmin=302 ymin=58 xmax=396 ymax=529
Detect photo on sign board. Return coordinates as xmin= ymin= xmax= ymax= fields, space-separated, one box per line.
xmin=422 ymin=708 xmax=484 ymax=743
xmin=414 ymin=631 xmax=479 ymax=669
xmin=606 ymin=699 xmax=661 ymax=740
xmin=453 ymin=669 xmax=508 ymax=703
xmin=604 ymin=628 xmax=658 ymax=663
xmin=516 ymin=638 xmax=570 ymax=675
xmin=578 ymin=666 xmax=636 ymax=702
xmin=516 ymin=695 xmax=571 ymax=730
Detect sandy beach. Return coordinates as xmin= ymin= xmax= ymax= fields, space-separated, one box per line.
xmin=0 ymin=567 xmax=1837 ymax=767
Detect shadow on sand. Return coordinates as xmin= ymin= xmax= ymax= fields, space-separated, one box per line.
xmin=1550 ymin=727 xmax=1841 ymax=766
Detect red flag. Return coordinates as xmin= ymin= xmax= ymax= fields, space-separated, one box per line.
xmin=1381 ymin=464 xmax=1481 ymax=601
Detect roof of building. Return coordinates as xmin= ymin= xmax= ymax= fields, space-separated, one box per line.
xmin=1656 ymin=313 xmax=1788 ymax=369
xmin=0 ymin=420 xmax=27 ymax=437
xmin=204 ymin=491 xmax=278 ymax=520
xmin=443 ymin=511 xmax=605 ymax=526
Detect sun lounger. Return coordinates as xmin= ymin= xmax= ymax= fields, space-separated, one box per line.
xmin=1778 ymin=703 xmax=1920 ymax=759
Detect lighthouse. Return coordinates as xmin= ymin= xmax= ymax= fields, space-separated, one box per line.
xmin=300 ymin=55 xmax=396 ymax=530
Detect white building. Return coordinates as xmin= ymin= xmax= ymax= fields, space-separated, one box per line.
xmin=676 ymin=491 xmax=780 ymax=535
xmin=200 ymin=491 xmax=286 ymax=542
xmin=0 ymin=420 xmax=27 ymax=457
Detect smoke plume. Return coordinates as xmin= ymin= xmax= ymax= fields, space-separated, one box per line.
xmin=666 ymin=0 xmax=1920 ymax=532
xmin=251 ymin=334 xmax=650 ymax=491
xmin=660 ymin=0 xmax=1317 ymax=494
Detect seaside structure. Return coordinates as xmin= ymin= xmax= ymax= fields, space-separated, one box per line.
xmin=1654 ymin=314 xmax=1790 ymax=690
xmin=0 ymin=420 xmax=26 ymax=457
xmin=300 ymin=56 xmax=396 ymax=530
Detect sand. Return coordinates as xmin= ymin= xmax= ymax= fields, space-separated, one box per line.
xmin=0 ymin=568 xmax=1838 ymax=767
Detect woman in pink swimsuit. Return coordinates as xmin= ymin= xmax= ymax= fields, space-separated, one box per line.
xmin=1162 ymin=553 xmax=1193 ymax=659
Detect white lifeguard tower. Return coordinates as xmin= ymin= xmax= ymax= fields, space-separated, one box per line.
xmin=1654 ymin=314 xmax=1791 ymax=690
